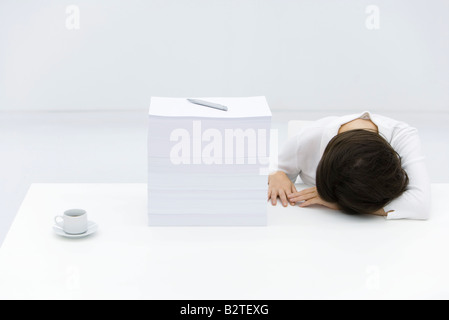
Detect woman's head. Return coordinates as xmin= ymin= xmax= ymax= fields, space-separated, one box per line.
xmin=316 ymin=129 xmax=409 ymax=215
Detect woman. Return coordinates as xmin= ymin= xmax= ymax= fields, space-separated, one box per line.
xmin=268 ymin=111 xmax=431 ymax=219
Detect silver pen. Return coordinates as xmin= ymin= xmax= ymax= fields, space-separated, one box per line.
xmin=187 ymin=99 xmax=228 ymax=112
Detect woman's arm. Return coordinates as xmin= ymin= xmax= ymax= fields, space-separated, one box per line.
xmin=276 ymin=134 xmax=301 ymax=183
xmin=384 ymin=126 xmax=431 ymax=220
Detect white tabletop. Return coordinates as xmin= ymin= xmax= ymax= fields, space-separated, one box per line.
xmin=1 ymin=183 xmax=448 ymax=299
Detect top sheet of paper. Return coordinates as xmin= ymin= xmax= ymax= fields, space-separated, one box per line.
xmin=149 ymin=96 xmax=272 ymax=118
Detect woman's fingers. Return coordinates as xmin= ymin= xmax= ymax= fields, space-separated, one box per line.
xmin=272 ymin=186 xmax=339 ymax=210
xmin=289 ymin=185 xmax=298 ymax=205
xmin=299 ymin=197 xmax=319 ymax=207
xmin=268 ymin=187 xmax=297 ymax=206
xmin=287 ymin=187 xmax=316 ymax=198
xmin=278 ymin=190 xmax=289 ymax=207
xmin=298 ymin=195 xmax=340 ymax=210
xmin=289 ymin=193 xmax=316 ymax=203
xmin=301 ymin=187 xmax=317 ymax=195
xmin=268 ymin=184 xmax=309 ymax=207
xmin=288 ymin=187 xmax=318 ymax=203
xmin=269 ymin=190 xmax=289 ymax=206
xmin=291 ymin=184 xmax=298 ymax=194
xmin=270 ymin=190 xmax=278 ymax=205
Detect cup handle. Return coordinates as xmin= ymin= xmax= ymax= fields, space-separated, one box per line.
xmin=54 ymin=216 xmax=64 ymax=228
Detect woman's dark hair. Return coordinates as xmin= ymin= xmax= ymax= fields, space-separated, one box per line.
xmin=316 ymin=129 xmax=409 ymax=215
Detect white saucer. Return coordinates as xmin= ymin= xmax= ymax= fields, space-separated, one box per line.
xmin=53 ymin=221 xmax=98 ymax=238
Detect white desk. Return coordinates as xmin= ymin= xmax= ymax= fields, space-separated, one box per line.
xmin=0 ymin=183 xmax=448 ymax=299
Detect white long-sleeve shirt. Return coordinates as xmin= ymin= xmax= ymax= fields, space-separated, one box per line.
xmin=277 ymin=111 xmax=431 ymax=220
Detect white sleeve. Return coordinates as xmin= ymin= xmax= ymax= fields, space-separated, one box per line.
xmin=385 ymin=127 xmax=431 ymax=220
xmin=277 ymin=134 xmax=301 ymax=183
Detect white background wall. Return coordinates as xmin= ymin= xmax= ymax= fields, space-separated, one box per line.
xmin=1 ymin=0 xmax=448 ymax=112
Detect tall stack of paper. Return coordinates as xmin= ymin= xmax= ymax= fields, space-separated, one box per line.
xmin=148 ymin=97 xmax=272 ymax=226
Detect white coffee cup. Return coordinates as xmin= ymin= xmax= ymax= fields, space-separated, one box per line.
xmin=55 ymin=209 xmax=88 ymax=235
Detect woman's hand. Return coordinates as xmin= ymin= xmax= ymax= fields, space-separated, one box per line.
xmin=372 ymin=208 xmax=389 ymax=216
xmin=268 ymin=171 xmax=297 ymax=207
xmin=287 ymin=187 xmax=340 ymax=210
